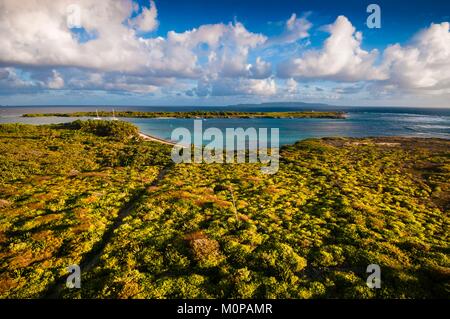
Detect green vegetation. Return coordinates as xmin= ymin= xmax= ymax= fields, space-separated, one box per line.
xmin=0 ymin=121 xmax=172 ymax=298
xmin=68 ymin=120 xmax=140 ymax=141
xmin=22 ymin=110 xmax=346 ymax=119
xmin=0 ymin=121 xmax=449 ymax=299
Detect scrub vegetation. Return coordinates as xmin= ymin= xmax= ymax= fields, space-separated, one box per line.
xmin=0 ymin=121 xmax=448 ymax=298
xmin=0 ymin=121 xmax=171 ymax=298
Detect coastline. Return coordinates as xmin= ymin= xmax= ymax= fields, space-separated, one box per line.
xmin=2 ymin=110 xmax=449 ymax=142
xmin=138 ymin=132 xmax=177 ymax=146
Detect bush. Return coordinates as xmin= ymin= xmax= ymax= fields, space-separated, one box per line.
xmin=69 ymin=120 xmax=139 ymax=140
xmin=253 ymin=242 xmax=307 ymax=280
xmin=185 ymin=232 xmax=224 ymax=268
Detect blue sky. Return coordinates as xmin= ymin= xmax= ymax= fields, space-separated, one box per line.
xmin=153 ymin=0 xmax=448 ymax=43
xmin=0 ymin=0 xmax=449 ymax=107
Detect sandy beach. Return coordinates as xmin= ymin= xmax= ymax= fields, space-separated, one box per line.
xmin=138 ymin=132 xmax=177 ymax=146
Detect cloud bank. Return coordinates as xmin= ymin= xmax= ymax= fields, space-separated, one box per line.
xmin=0 ymin=0 xmax=449 ymax=105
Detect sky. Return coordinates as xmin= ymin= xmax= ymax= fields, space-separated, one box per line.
xmin=0 ymin=0 xmax=449 ymax=107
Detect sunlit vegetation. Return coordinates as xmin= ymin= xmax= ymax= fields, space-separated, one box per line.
xmin=22 ymin=110 xmax=346 ymax=119
xmin=65 ymin=135 xmax=449 ymax=299
xmin=0 ymin=122 xmax=172 ymax=298
xmin=0 ymin=121 xmax=448 ymax=299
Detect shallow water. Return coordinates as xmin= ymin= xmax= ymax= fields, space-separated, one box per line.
xmin=1 ymin=106 xmax=449 ymax=146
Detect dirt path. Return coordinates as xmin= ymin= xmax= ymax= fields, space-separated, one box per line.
xmin=44 ymin=165 xmax=172 ymax=298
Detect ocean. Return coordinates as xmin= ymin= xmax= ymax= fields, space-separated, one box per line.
xmin=1 ymin=106 xmax=449 ymax=146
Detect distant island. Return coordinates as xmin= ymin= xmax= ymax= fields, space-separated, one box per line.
xmin=227 ymin=101 xmax=331 ymax=108
xmin=22 ymin=110 xmax=346 ymax=119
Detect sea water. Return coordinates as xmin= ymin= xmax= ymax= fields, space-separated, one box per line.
xmin=1 ymin=106 xmax=449 ymax=146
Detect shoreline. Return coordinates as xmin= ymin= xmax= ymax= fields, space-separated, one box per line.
xmin=136 ymin=131 xmax=450 ymax=150
xmin=138 ymin=132 xmax=177 ymax=146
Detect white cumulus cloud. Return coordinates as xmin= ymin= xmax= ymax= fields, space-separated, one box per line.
xmin=47 ymin=70 xmax=65 ymax=89
xmin=130 ymin=0 xmax=159 ymax=32
xmin=277 ymin=16 xmax=383 ymax=81
xmin=268 ymin=13 xmax=312 ymax=45
xmin=0 ymin=1 xmax=449 ymax=104
xmin=379 ymin=22 xmax=450 ymax=91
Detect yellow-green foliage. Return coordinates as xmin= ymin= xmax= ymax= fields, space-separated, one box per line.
xmin=68 ymin=120 xmax=139 ymax=141
xmin=0 ymin=122 xmax=171 ymax=298
xmin=67 ymin=136 xmax=448 ymax=299
xmin=0 ymin=122 xmax=448 ymax=299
